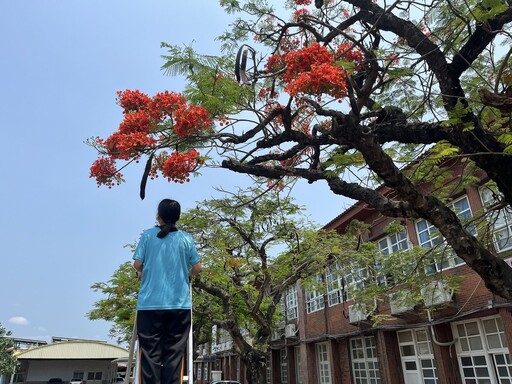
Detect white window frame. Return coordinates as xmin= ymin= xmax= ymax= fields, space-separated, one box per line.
xmin=295 ymin=346 xmax=302 ymax=384
xmin=480 ymin=186 xmax=512 ymax=252
xmin=350 ymin=336 xmax=381 ymax=384
xmin=306 ymin=275 xmax=325 ymax=314
xmin=286 ymin=284 xmax=298 ymax=320
xmin=377 ymin=229 xmax=410 ymax=255
xmin=316 ymin=342 xmax=332 ymax=384
xmin=452 ymin=315 xmax=511 ymax=384
xmin=397 ymin=328 xmax=438 ymax=384
xmin=326 ymin=263 xmax=344 ymax=306
xmin=280 ymin=349 xmax=289 ymax=384
xmin=415 ymin=195 xmax=473 ymax=272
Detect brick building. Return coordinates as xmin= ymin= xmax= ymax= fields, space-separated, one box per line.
xmin=266 ymin=171 xmax=512 ymax=384
xmin=196 ymin=166 xmax=512 ymax=384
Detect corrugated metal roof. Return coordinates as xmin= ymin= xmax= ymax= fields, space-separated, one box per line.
xmin=14 ymin=340 xmax=129 ymax=360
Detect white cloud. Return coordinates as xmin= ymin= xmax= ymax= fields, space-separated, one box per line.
xmin=8 ymin=316 xmax=30 ymax=326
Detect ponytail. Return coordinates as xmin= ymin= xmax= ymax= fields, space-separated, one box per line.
xmin=157 ymin=223 xmax=177 ymax=238
xmin=156 ymin=199 xmax=181 ymax=238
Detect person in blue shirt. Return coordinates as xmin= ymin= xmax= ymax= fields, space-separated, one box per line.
xmin=133 ymin=198 xmax=202 ymax=384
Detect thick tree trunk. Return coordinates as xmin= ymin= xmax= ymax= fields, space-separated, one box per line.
xmin=242 ymin=349 xmax=268 ymax=384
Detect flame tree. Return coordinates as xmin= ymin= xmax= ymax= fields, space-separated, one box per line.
xmin=90 ymin=0 xmax=512 ymax=299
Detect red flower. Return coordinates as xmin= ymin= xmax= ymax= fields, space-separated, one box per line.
xmin=89 ymin=157 xmax=123 ymax=188
xmin=150 ymin=91 xmax=187 ymax=120
xmin=161 ymin=149 xmax=204 ymax=183
xmin=105 ymin=131 xmax=156 ymax=160
xmin=118 ymin=110 xmax=152 ymax=134
xmin=173 ymin=104 xmax=213 ymax=137
xmin=116 ymin=90 xmax=151 ymax=113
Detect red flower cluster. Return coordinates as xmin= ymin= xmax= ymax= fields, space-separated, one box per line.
xmin=335 ymin=43 xmax=365 ymax=65
xmin=265 ymin=53 xmax=286 ymax=74
xmin=89 ymin=157 xmax=123 ymax=188
xmin=268 ymin=42 xmax=366 ymax=99
xmin=161 ymin=149 xmax=204 ymax=183
xmin=281 ymin=43 xmax=347 ymax=98
xmin=90 ymin=89 xmax=213 ymax=188
xmin=292 ymin=8 xmax=310 ymax=20
xmin=118 ymin=110 xmax=152 ymax=134
xmin=293 ymin=0 xmax=312 ymax=5
xmin=173 ymin=104 xmax=213 ymax=137
xmin=104 ymin=131 xmax=156 ymax=160
xmin=116 ymin=90 xmax=151 ymax=113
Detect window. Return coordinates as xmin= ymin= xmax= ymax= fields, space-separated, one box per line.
xmin=316 ymin=343 xmax=332 ymax=384
xmin=87 ymin=372 xmax=102 ymax=380
xmin=286 ymin=285 xmax=298 ymax=320
xmin=415 ymin=196 xmax=473 ymax=272
xmin=377 ymin=230 xmax=410 ymax=255
xmin=397 ymin=329 xmax=438 ymax=384
xmin=350 ymin=336 xmax=380 ymax=384
xmin=280 ymin=349 xmax=288 ymax=384
xmin=326 ymin=263 xmax=344 ymax=306
xmin=480 ymin=186 xmax=512 ymax=252
xmin=266 ymin=354 xmax=271 ymax=384
xmin=295 ymin=346 xmax=302 ymax=384
xmin=453 ymin=316 xmax=512 ymax=384
xmin=72 ymin=372 xmax=84 ymax=380
xmin=306 ymin=275 xmax=325 ymax=314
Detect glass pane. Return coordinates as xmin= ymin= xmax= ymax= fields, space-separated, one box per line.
xmin=458 ymin=324 xmax=467 ymax=336
xmin=487 ymin=334 xmax=501 ymax=349
xmin=416 ymin=330 xmax=428 ymax=342
xmin=469 ymin=336 xmax=483 ymax=350
xmin=398 ymin=331 xmax=413 ymax=343
xmin=400 ymin=345 xmax=415 ymax=356
xmin=474 ymin=356 xmax=487 ymax=365
xmin=466 ymin=322 xmax=480 ymax=336
xmin=423 ymin=370 xmax=434 ymax=378
xmin=461 ymin=356 xmax=473 ymax=366
xmin=475 ymin=367 xmax=489 ymax=377
xmin=483 ymin=319 xmax=497 ymax=333
xmin=418 ymin=342 xmax=431 ymax=355
xmin=405 ymin=361 xmax=416 ymax=370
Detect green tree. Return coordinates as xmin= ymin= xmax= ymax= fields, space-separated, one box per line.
xmin=179 ymin=187 xmax=342 ymax=384
xmin=88 ymin=260 xmax=213 ymax=349
xmin=88 ymin=261 xmax=140 ymax=345
xmin=0 ymin=323 xmax=18 ymax=375
xmin=89 ymin=188 xmax=344 ymax=383
xmin=91 ymin=0 xmax=512 ymax=299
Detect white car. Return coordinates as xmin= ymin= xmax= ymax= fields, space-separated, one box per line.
xmin=69 ymin=380 xmax=84 ymax=384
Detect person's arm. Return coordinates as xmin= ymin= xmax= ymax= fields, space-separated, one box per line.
xmin=189 ymin=262 xmax=202 ymax=280
xmin=133 ymin=259 xmax=143 ymax=280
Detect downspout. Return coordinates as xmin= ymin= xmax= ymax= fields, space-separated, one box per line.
xmin=427 ymin=309 xmax=458 ymax=358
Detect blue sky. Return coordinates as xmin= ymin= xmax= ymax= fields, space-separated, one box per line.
xmin=0 ymin=1 xmax=352 ymax=345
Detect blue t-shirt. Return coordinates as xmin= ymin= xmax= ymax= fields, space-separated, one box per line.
xmin=133 ymin=227 xmax=200 ymax=310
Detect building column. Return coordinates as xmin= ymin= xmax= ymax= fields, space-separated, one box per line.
xmin=430 ymin=323 xmax=462 ymax=384
xmin=300 ymin=343 xmax=317 ymax=384
xmin=375 ymin=330 xmax=404 ymax=384
xmin=499 ymin=307 xmax=512 ymax=356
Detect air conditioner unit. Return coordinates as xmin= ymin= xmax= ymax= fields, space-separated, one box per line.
xmin=421 ymin=281 xmax=454 ymax=307
xmin=348 ymin=304 xmax=368 ymax=324
xmin=271 ymin=328 xmax=284 ymax=341
xmin=389 ymin=293 xmax=415 ymax=315
xmin=285 ymin=324 xmax=297 ymax=338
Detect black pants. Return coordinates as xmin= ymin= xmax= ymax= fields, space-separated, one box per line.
xmin=137 ymin=309 xmax=191 ymax=384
